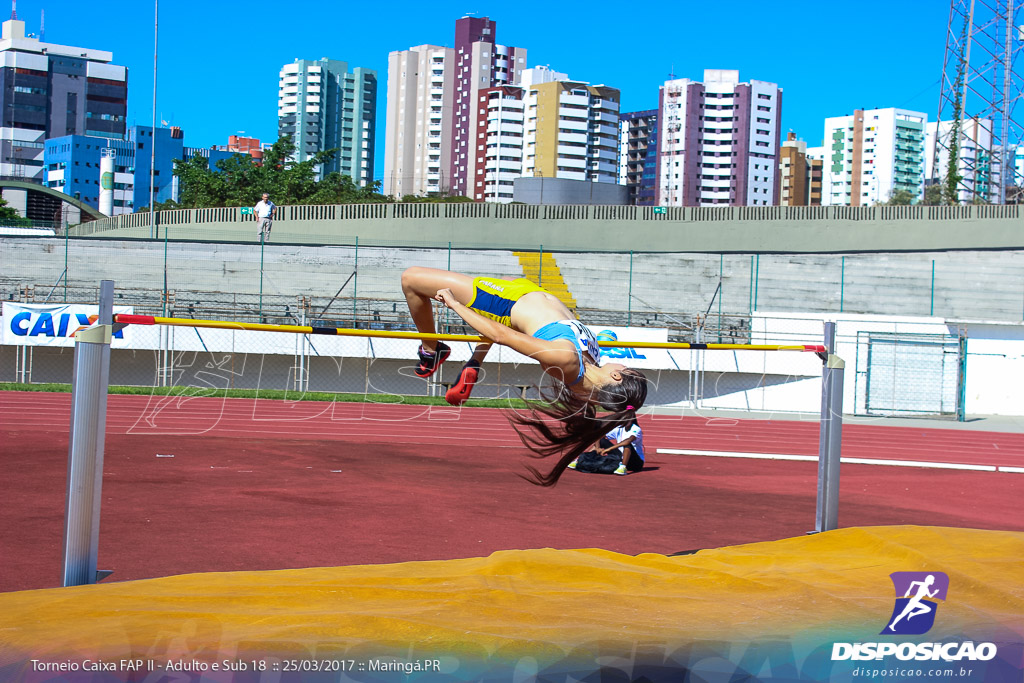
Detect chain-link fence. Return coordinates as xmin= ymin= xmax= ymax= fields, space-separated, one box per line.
xmin=5 ymin=234 xmax=1024 ymax=325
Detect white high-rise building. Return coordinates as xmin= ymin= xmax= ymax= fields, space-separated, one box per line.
xmin=470 ymin=67 xmax=567 ymax=203
xmin=382 ymin=45 xmax=454 ymax=198
xmin=466 ymin=69 xmax=619 ymax=203
xmin=822 ymin=108 xmax=926 ymax=206
xmin=474 ymin=86 xmax=525 ymax=203
xmin=657 ymin=70 xmax=781 ymax=206
xmin=925 ymin=118 xmax=995 ymax=203
xmin=277 ymin=58 xmax=377 ymax=185
xmin=1013 ymin=146 xmax=1024 ymax=199
xmin=518 ymin=65 xmax=566 ymax=90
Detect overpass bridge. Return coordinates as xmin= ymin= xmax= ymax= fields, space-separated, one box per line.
xmin=0 ymin=179 xmax=105 ymax=225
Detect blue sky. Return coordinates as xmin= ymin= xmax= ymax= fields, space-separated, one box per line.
xmin=31 ymin=0 xmax=949 ymax=183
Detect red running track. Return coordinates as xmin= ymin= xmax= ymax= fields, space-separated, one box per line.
xmin=1 ymin=391 xmax=1022 ymax=593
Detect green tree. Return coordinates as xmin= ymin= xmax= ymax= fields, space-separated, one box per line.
xmin=923 ymin=184 xmax=943 ymax=205
xmin=306 ymin=173 xmax=389 ymax=204
xmin=885 ymin=189 xmax=917 ymax=205
xmin=0 ymin=195 xmax=21 ymax=221
xmin=163 ymin=135 xmax=391 ymax=210
xmin=173 ymin=153 xmax=228 ymax=208
xmin=945 ymin=20 xmax=969 ymax=205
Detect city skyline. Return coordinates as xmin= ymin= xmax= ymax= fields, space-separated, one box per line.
xmin=28 ymin=0 xmax=950 ymax=185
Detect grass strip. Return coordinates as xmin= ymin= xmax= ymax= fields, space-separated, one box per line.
xmin=0 ymin=382 xmax=528 ymax=409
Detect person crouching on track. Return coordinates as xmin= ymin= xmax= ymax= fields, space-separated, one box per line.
xmin=568 ymin=409 xmax=645 ymax=476
xmin=400 ymin=267 xmax=648 ymax=486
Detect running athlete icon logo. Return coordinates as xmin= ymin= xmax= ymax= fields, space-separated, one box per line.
xmin=881 ymin=572 xmax=949 ymax=635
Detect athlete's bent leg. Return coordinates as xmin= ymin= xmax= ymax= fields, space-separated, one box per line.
xmin=401 ymin=267 xmax=475 ymax=351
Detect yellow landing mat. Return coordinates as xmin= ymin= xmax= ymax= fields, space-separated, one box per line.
xmin=1 ymin=526 xmax=1022 ymax=680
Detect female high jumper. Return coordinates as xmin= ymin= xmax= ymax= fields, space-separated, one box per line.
xmin=401 ymin=267 xmax=648 ymax=486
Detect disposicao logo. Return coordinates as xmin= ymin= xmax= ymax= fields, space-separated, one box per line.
xmin=882 ymin=572 xmax=949 ymax=635
xmin=831 ymin=571 xmax=998 ymax=663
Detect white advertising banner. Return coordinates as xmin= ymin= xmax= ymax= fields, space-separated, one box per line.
xmin=592 ymin=324 xmax=672 ymax=371
xmin=122 ymin=322 xmax=676 ymax=369
xmin=2 ymin=303 xmax=135 ymax=347
xmin=0 ymin=309 xmax=822 ymax=378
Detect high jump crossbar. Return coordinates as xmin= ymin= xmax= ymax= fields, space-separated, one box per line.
xmin=112 ymin=314 xmax=828 ymax=354
xmin=62 ymin=285 xmax=844 ymax=587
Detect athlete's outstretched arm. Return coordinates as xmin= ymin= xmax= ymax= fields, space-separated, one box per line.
xmin=435 ymin=288 xmax=576 ymax=377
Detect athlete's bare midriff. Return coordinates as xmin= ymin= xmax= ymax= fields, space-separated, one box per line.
xmin=509 ymin=290 xmax=575 ymax=336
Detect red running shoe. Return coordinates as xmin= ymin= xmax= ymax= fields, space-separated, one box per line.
xmin=445 ymin=360 xmax=480 ymax=405
xmin=415 ymin=342 xmax=451 ymax=378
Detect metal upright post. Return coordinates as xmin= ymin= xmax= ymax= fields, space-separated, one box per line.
xmin=627 ymin=250 xmax=633 ymax=326
xmin=956 ymin=334 xmax=968 ymax=423
xmin=815 ymin=321 xmax=845 ymax=533
xmin=259 ymin=235 xmax=265 ymax=318
xmin=62 ymin=280 xmax=114 ymax=586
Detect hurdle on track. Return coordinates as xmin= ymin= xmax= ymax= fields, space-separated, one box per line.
xmin=62 ymin=280 xmax=845 ymax=586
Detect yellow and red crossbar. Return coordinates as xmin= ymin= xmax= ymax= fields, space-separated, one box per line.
xmin=114 ymin=314 xmax=828 ymax=353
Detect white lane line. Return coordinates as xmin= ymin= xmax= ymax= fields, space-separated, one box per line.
xmin=998 ymin=466 xmax=1024 ymax=473
xmin=656 ymin=448 xmax=999 ymax=472
xmin=658 ymin=449 xmax=818 ymax=463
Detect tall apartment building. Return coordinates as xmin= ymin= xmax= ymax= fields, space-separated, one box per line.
xmin=473 ymin=85 xmax=524 ymax=202
xmin=278 ymin=58 xmax=377 ymax=185
xmin=656 ymin=70 xmax=781 ymax=207
xmin=822 ymin=108 xmax=926 ymax=206
xmin=777 ymin=132 xmax=822 ymax=206
xmin=806 ymin=145 xmax=825 ymax=207
xmin=808 ymin=155 xmax=823 ymax=205
xmin=521 ymin=80 xmax=620 ymax=186
xmin=619 ymin=110 xmax=658 ymax=205
xmin=469 ymin=67 xmax=567 ymax=202
xmin=449 ymin=16 xmax=526 ymax=198
xmin=0 ymin=16 xmax=127 ymax=182
xmin=383 ymin=45 xmax=454 ymax=198
xmin=925 ymin=118 xmax=995 ymax=203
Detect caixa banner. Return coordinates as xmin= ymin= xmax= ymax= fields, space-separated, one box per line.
xmin=2 ymin=303 xmax=134 ymax=348
xmin=594 ymin=326 xmax=671 ymax=371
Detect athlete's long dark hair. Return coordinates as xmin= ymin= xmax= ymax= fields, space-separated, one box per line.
xmin=510 ymin=368 xmax=648 ymax=486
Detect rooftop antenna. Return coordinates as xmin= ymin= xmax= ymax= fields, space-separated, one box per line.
xmin=11 ymin=0 xmax=17 ymax=20
xmin=39 ymin=9 xmax=43 ymax=40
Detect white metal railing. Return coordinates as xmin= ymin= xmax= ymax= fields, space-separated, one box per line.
xmin=68 ymin=203 xmax=1022 ymax=236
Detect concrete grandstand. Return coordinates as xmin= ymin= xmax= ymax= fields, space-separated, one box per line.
xmin=4 ymin=204 xmax=1024 ymax=418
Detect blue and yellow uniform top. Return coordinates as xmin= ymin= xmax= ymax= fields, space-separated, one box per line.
xmin=466 ymin=277 xmax=546 ymax=327
xmin=467 ymin=276 xmax=599 ymax=385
